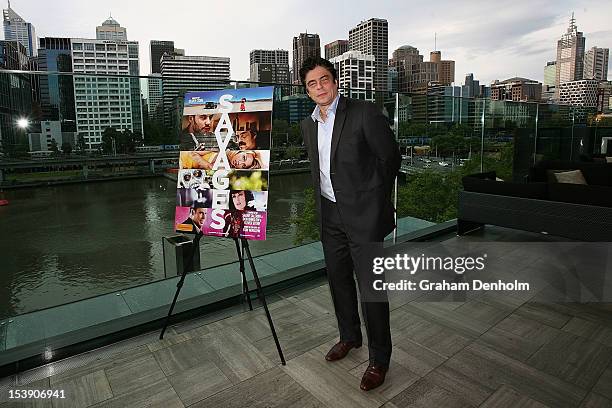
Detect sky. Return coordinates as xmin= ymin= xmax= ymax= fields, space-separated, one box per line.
xmin=7 ymin=0 xmax=612 ymax=86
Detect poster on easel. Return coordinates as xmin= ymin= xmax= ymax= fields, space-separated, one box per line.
xmin=174 ymin=86 xmax=273 ymax=240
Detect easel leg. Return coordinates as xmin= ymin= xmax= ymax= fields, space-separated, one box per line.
xmin=234 ymin=237 xmax=253 ymax=310
xmin=160 ymin=235 xmax=201 ymax=340
xmin=241 ymin=239 xmax=286 ymax=365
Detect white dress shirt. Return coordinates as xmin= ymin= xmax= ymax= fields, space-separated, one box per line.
xmin=311 ymin=94 xmax=340 ymax=202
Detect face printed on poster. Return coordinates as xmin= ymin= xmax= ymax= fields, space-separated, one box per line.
xmin=174 ymin=87 xmax=273 ymax=240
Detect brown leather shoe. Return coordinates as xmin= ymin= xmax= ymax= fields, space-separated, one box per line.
xmin=360 ymin=364 xmax=388 ymax=391
xmin=325 ymin=341 xmax=362 ymax=361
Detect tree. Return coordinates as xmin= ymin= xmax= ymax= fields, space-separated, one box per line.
xmin=61 ymin=142 xmax=72 ymax=155
xmin=284 ymin=146 xmax=301 ymax=160
xmin=49 ymin=139 xmax=59 ymax=155
xmin=77 ymin=135 xmax=87 ymax=152
xmin=143 ymin=119 xmax=174 ymax=145
xmin=397 ymin=170 xmax=462 ymax=223
xmin=101 ymin=127 xmax=120 ymax=154
xmin=291 ymin=187 xmax=319 ymax=244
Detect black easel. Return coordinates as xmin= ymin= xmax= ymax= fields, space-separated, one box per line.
xmin=159 ymin=235 xmax=286 ymax=366
xmin=237 ymin=237 xmax=286 ymax=365
xmin=159 ymin=234 xmax=202 ymax=340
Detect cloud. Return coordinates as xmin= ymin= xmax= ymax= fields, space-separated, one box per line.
xmin=7 ymin=0 xmax=612 ymax=85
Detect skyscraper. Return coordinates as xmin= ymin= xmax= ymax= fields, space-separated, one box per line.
xmin=146 ymin=73 xmax=163 ymax=123
xmin=0 ymin=40 xmax=31 ymax=150
xmin=584 ymin=46 xmax=609 ymax=81
xmin=150 ymin=40 xmax=174 ymax=74
xmin=544 ymin=61 xmax=556 ymax=87
xmin=2 ymin=1 xmax=37 ymax=57
xmin=430 ymin=50 xmax=455 ymax=86
xmin=96 ymin=16 xmax=127 ymax=41
xmin=292 ymin=33 xmax=320 ymax=84
xmin=37 ymin=37 xmax=75 ymax=127
xmin=160 ymin=54 xmax=230 ymax=127
xmin=349 ymin=18 xmax=388 ymax=92
xmin=324 ymin=40 xmax=348 ymax=60
xmin=330 ymin=50 xmax=375 ymax=101
xmin=71 ymin=38 xmax=142 ymax=149
xmin=249 ymin=49 xmax=289 ymax=84
xmin=555 ymin=13 xmax=586 ymax=91
xmin=462 ymin=73 xmax=480 ymax=98
xmin=389 ymin=45 xmax=422 ymax=93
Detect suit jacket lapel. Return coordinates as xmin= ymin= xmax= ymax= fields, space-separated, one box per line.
xmin=330 ymin=95 xmax=347 ymax=166
xmin=306 ymin=117 xmax=320 ymax=179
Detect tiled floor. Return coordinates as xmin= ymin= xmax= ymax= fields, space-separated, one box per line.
xmin=1 ymin=228 xmax=611 ymax=407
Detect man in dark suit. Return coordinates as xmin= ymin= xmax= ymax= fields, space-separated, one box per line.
xmin=299 ymin=57 xmax=401 ymax=391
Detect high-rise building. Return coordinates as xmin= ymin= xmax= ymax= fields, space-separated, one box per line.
xmin=490 ymin=77 xmax=542 ymax=102
xmin=0 ymin=40 xmax=32 ymax=151
xmin=584 ymin=46 xmax=609 ymax=81
xmin=555 ymin=13 xmax=586 ymax=92
xmin=330 ymin=50 xmax=375 ymax=101
xmin=387 ymin=65 xmax=398 ymax=93
xmin=146 ymin=73 xmax=163 ymax=123
xmin=410 ymin=61 xmax=438 ymax=93
xmin=0 ymin=38 xmax=27 ymax=69
xmin=544 ymin=61 xmax=556 ymax=87
xmin=37 ymin=37 xmax=76 ymax=130
xmin=160 ymin=54 xmax=230 ymax=127
xmin=542 ymin=61 xmax=557 ymax=102
xmin=249 ymin=49 xmax=289 ymax=84
xmin=324 ymin=40 xmax=348 ymax=60
xmin=389 ymin=45 xmax=422 ymax=93
xmin=462 ymin=73 xmax=480 ymax=98
xmin=349 ymin=18 xmax=388 ymax=92
xmin=96 ymin=16 xmax=127 ymax=41
xmin=558 ymin=79 xmax=599 ymax=107
xmin=150 ymin=40 xmax=174 ymax=74
xmin=71 ymin=38 xmax=142 ymax=150
xmin=292 ymin=33 xmax=320 ymax=84
xmin=2 ymin=2 xmax=36 ymax=57
xmin=430 ymin=51 xmax=455 ymax=86
xmin=597 ymin=82 xmax=612 ymax=114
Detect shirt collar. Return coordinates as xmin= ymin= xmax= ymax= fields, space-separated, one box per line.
xmin=311 ymin=93 xmax=340 ymax=123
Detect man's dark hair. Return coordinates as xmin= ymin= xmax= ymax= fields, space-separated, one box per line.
xmin=299 ymin=57 xmax=337 ymax=88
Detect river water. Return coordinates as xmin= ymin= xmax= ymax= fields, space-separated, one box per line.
xmin=0 ymin=172 xmax=313 ymax=319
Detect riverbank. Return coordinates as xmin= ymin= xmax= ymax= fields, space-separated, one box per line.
xmin=1 ymin=167 xmax=311 ymax=189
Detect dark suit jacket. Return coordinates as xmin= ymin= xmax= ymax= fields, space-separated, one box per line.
xmin=301 ymin=95 xmax=401 ymax=242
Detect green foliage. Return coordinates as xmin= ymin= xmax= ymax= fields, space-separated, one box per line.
xmin=61 ymin=142 xmax=72 ymax=155
xmin=143 ymin=119 xmax=175 ymax=145
xmin=284 ymin=146 xmax=302 ymax=160
xmin=397 ymin=171 xmax=462 ymax=223
xmin=291 ymin=186 xmax=319 ymax=244
xmin=49 ymin=139 xmax=59 ymax=155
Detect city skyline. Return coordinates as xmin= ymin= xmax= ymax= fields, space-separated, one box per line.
xmin=4 ymin=0 xmax=612 ymax=86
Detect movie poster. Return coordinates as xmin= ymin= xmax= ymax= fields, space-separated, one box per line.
xmin=174 ymin=87 xmax=273 ymax=241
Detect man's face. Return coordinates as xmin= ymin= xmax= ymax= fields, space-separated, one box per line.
xmin=192 ymin=208 xmax=206 ymax=227
xmin=192 ymin=114 xmax=214 ymax=134
xmin=232 ymin=191 xmax=247 ymax=210
xmin=238 ymin=130 xmax=256 ymax=150
xmin=231 ymin=151 xmax=255 ymax=169
xmin=305 ymin=65 xmax=338 ymax=108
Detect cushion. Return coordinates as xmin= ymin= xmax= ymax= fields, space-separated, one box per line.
xmin=463 ymin=177 xmax=547 ymax=199
xmin=531 ymin=160 xmax=612 ymax=186
xmin=551 ymin=169 xmax=587 ymax=185
xmin=548 ymin=183 xmax=612 ymax=208
xmin=606 ymin=157 xmax=612 ymax=163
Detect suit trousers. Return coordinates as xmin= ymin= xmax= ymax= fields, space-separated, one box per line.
xmin=320 ymin=196 xmax=392 ymax=368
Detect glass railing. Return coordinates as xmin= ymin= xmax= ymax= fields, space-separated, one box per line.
xmin=0 ymin=69 xmax=608 ymax=360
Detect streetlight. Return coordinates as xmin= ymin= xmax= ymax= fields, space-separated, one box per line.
xmin=17 ymin=118 xmax=30 ymax=129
